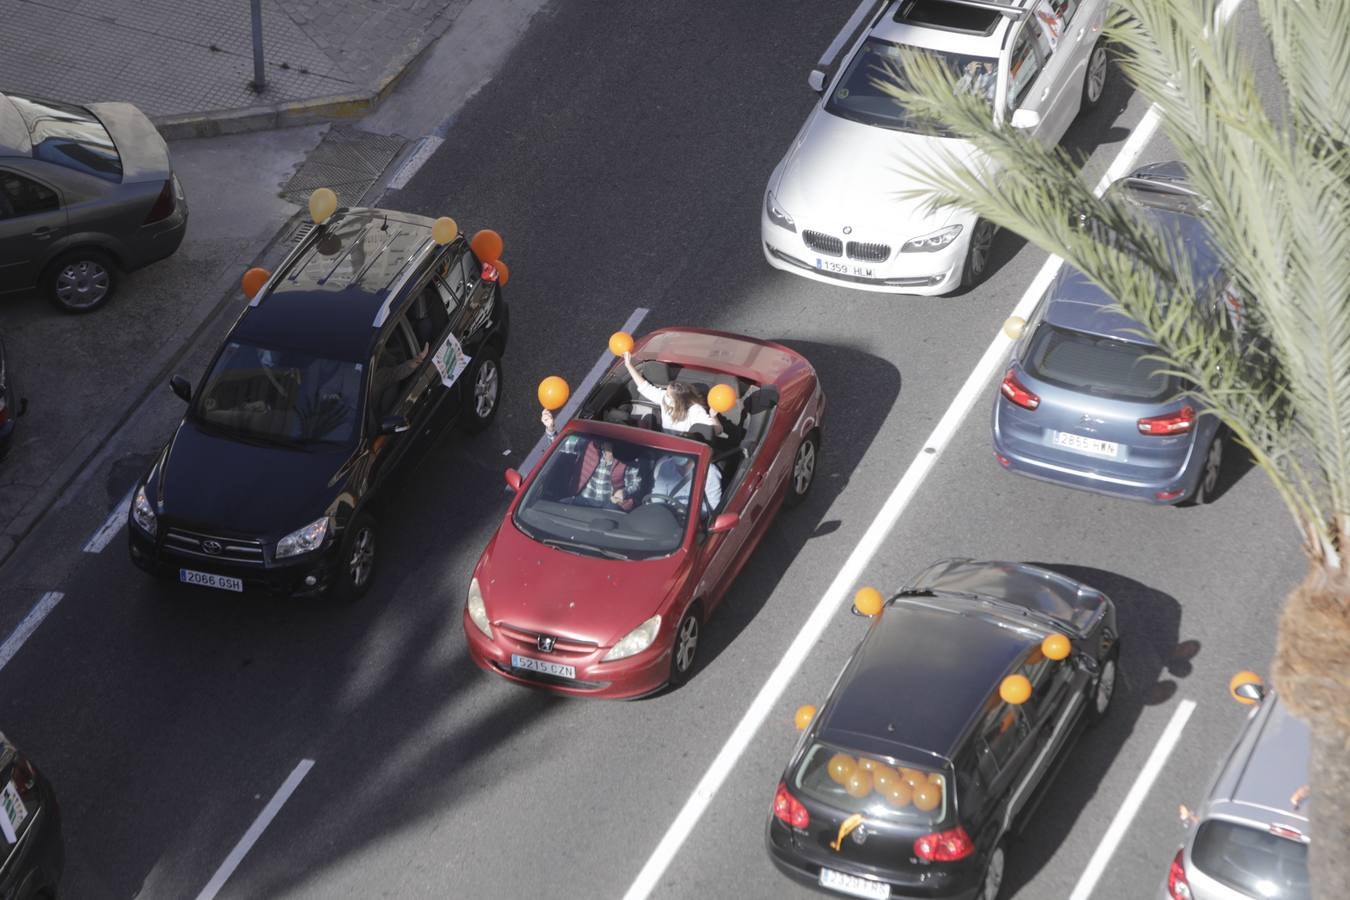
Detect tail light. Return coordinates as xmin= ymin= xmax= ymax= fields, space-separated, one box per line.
xmin=1138 ymin=405 xmax=1194 ymax=435
xmin=144 ymin=179 xmax=176 ymax=224
xmin=772 ymin=782 xmax=810 ymax=829
xmin=1166 ymin=848 xmax=1192 ymax=899
xmin=914 ymin=825 xmax=975 ymax=861
xmin=1000 ymin=370 xmax=1040 ymax=410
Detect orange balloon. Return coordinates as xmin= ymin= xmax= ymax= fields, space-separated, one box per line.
xmin=241 ymin=267 xmax=270 ymax=299
xmin=494 ymin=259 xmax=510 ymax=287
xmin=928 ymin=771 xmax=944 ymax=786
xmin=1000 ymin=674 xmax=1032 ymax=705
xmin=1230 ymin=670 xmax=1264 ymax=705
xmin=844 ymin=769 xmax=873 ymax=799
xmin=537 ymin=376 xmax=570 ymax=411
xmin=794 ymin=705 xmax=816 ymax=732
xmin=608 ymin=331 xmax=635 ymax=357
xmin=872 ymin=765 xmax=900 ymax=792
xmin=900 ymin=769 xmax=925 ymax=790
xmin=884 ymin=782 xmax=913 ymax=808
xmin=854 ymin=587 xmax=884 ymax=617
xmin=857 ymin=756 xmax=882 ymax=773
xmin=913 ymin=782 xmax=940 ymax=811
xmin=707 ymin=383 xmax=737 ymax=414
xmin=1042 ymin=633 xmax=1071 ymax=661
xmin=827 ymin=753 xmax=857 ymax=785
xmin=471 ymin=228 xmax=504 ymax=263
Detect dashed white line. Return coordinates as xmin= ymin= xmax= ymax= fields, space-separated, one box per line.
xmin=0 ymin=592 xmax=62 ymax=673
xmin=1069 ymin=699 xmax=1197 ymax=900
xmin=195 ymin=758 xmax=316 ymax=900
xmin=84 ymin=488 xmax=132 ymax=553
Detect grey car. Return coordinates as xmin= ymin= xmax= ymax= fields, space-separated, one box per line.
xmin=991 ymin=162 xmax=1233 ymax=505
xmin=0 ymin=92 xmax=187 ymax=312
xmin=1161 ymin=681 xmax=1311 ymax=899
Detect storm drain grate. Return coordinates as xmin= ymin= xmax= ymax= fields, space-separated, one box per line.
xmin=280 ymin=126 xmax=408 ymax=208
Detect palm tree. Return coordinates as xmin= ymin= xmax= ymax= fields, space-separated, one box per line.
xmin=876 ymin=0 xmax=1348 ymax=894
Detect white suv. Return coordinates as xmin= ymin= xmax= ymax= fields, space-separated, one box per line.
xmin=761 ymin=0 xmax=1109 ymax=295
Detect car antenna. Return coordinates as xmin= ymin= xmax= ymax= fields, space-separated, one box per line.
xmin=380 ymin=212 xmax=389 ymax=231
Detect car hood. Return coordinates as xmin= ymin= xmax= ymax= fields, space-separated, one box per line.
xmin=774 ymin=110 xmax=983 ymax=232
xmin=477 ymin=521 xmax=691 ymax=646
xmin=155 ymin=421 xmax=351 ymax=538
xmin=87 ymin=101 xmax=172 ymax=183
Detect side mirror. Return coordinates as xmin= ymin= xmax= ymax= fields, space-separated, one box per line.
xmin=1010 ymin=108 xmax=1041 ymax=130
xmin=169 ymin=375 xmax=192 ymax=403
xmin=708 ymin=512 xmax=740 ymax=534
xmin=504 ymin=468 xmax=523 ymax=493
xmin=379 ymin=415 xmax=411 ymax=436
xmin=1233 ymin=680 xmax=1265 ymax=704
xmin=807 ymin=69 xmax=827 ymax=93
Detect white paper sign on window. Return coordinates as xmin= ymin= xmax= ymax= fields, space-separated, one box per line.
xmin=432 ymin=333 xmax=472 ymax=388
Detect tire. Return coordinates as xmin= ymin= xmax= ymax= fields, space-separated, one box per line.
xmin=1081 ymin=40 xmax=1109 ymax=111
xmin=460 ymin=345 xmax=502 ymax=433
xmin=784 ymin=429 xmax=820 ymax=508
xmin=668 ymin=606 xmax=702 ymax=686
xmin=331 ymin=512 xmax=377 ymax=603
xmin=960 ymin=220 xmax=996 ymax=288
xmin=1181 ymin=429 xmax=1225 ymax=506
xmin=977 ymin=839 xmax=1006 ymax=900
xmin=44 ymin=249 xmax=118 ymax=313
xmin=1086 ymin=642 xmax=1120 ymax=725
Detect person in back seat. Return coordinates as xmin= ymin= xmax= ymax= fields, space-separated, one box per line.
xmin=623 ymin=351 xmax=721 ymax=435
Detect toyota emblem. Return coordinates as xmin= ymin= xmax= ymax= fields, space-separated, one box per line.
xmin=537 ymin=635 xmax=556 ymax=653
xmin=200 ymin=539 xmax=223 ymax=555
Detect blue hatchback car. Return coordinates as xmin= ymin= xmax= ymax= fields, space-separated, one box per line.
xmin=992 ymin=163 xmax=1235 ymax=505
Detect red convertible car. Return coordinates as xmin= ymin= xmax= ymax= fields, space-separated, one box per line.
xmin=463 ymin=327 xmax=825 ymax=698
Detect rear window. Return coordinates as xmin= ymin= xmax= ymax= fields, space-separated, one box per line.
xmin=1191 ymin=820 xmax=1310 ymax=900
xmin=794 ymin=743 xmax=950 ymax=825
xmin=7 ymin=95 xmax=122 ymax=181
xmin=1024 ymin=324 xmax=1176 ymax=402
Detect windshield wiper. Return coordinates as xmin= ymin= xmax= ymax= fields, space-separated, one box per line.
xmin=541 ymin=538 xmax=629 ymax=561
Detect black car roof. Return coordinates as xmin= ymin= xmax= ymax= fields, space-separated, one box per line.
xmin=233 ymin=208 xmax=439 ymax=361
xmin=818 ymin=599 xmax=1035 ymax=761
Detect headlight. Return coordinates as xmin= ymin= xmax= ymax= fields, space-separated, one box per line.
xmin=901 ymin=224 xmax=963 ymax=253
xmin=467 ymin=577 xmax=492 ymax=638
xmin=765 ymin=190 xmax=796 ymax=233
xmin=601 ymin=614 xmax=662 ymax=662
xmin=131 ymin=484 xmax=157 ymax=537
xmin=276 ymin=516 xmax=330 ymax=558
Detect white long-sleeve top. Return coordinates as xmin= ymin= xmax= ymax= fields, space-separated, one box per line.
xmin=635 ymin=381 xmax=720 ymax=433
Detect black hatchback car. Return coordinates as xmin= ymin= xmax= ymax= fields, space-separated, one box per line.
xmin=128 ymin=205 xmax=509 ymax=600
xmin=768 ymin=559 xmax=1120 ymax=900
xmin=0 ymin=731 xmax=63 ymax=898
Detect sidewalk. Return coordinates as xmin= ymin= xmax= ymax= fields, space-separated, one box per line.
xmin=1 ymin=0 xmax=470 ymax=136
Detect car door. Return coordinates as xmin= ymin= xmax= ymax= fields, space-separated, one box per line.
xmin=442 ymin=243 xmax=494 ymax=346
xmin=404 ymin=276 xmax=457 ymax=434
xmin=1001 ymin=651 xmax=1084 ymax=828
xmin=367 ymin=315 xmax=429 ymax=485
xmin=1003 ymin=14 xmax=1072 ymax=146
xmin=0 ymin=167 xmax=67 ymax=293
xmin=692 ymin=449 xmax=759 ymax=615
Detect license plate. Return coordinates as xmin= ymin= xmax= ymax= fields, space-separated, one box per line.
xmin=0 ymin=781 xmax=27 ymax=844
xmin=179 ymin=569 xmax=244 ymax=592
xmin=815 ymin=259 xmax=873 ymax=278
xmin=1053 ymin=431 xmax=1120 ymax=458
xmin=819 ymin=866 xmax=890 ymax=900
xmin=511 ymin=655 xmax=576 ymax=679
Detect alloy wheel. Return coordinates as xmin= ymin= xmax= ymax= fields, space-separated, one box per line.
xmin=474 ymin=359 xmax=500 ymax=419
xmin=1095 ymin=658 xmax=1117 ymax=716
xmin=981 ymin=844 xmax=1005 ymax=900
xmin=968 ymin=222 xmax=994 ymax=281
xmin=1200 ymin=436 xmax=1223 ymax=498
xmin=793 ymin=439 xmax=816 ymax=495
xmin=1086 ymin=46 xmax=1108 ymax=105
xmin=674 ymin=614 xmax=699 ymax=674
xmin=55 ymin=260 xmax=111 ymax=309
xmin=348 ymin=526 xmax=375 ymax=588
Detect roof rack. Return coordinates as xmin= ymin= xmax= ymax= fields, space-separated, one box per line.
xmin=812 ymin=0 xmax=890 ymax=82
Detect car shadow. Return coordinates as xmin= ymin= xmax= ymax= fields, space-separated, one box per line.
xmin=1206 ymin=428 xmax=1257 ymax=504
xmin=998 ymin=564 xmax=1198 ymax=896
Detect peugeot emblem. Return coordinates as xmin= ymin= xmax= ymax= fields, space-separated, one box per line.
xmin=537 ymin=635 xmax=556 ymax=653
xmin=842 ymin=225 xmax=853 ymax=235
xmin=200 ymin=539 xmax=223 ymax=555
xmin=851 ymin=824 xmax=868 ymax=845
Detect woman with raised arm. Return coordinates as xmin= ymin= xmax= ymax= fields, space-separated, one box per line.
xmin=622 ymin=351 xmax=720 ymax=434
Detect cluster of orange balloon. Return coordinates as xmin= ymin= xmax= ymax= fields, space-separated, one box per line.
xmin=826 ymin=753 xmax=943 ymax=810
xmin=471 ymin=229 xmax=510 ymax=287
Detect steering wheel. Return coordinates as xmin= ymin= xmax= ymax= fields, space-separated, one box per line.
xmin=643 ymin=493 xmax=687 ymax=511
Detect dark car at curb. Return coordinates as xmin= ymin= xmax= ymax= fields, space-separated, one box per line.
xmin=0 ymin=731 xmax=63 ymax=899
xmin=768 ymin=559 xmax=1119 ymax=900
xmin=128 ymin=206 xmax=509 ymax=601
xmin=0 ymin=332 xmax=28 ymax=459
xmin=0 ymin=91 xmax=187 ymax=313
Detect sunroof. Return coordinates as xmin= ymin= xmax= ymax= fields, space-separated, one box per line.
xmin=894 ymin=0 xmax=1006 ymax=35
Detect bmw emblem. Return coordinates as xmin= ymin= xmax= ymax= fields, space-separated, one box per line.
xmin=200 ymin=539 xmax=223 ymax=555
xmin=537 ymin=635 xmax=556 ymax=653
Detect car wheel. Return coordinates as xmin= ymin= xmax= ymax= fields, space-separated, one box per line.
xmin=460 ymin=346 xmax=502 ymax=433
xmin=784 ymin=429 xmax=820 ymax=508
xmin=1086 ymin=642 xmax=1120 ymax=725
xmin=1185 ymin=430 xmax=1225 ymax=506
xmin=668 ymin=606 xmax=701 ymax=686
xmin=961 ymin=220 xmax=996 ymax=288
xmin=978 ymin=840 xmax=1006 ymax=900
xmin=44 ymin=249 xmax=117 ymax=313
xmin=332 ymin=512 xmax=377 ymax=603
xmin=1081 ymin=40 xmax=1109 ymax=110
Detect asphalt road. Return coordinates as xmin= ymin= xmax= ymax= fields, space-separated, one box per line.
xmin=0 ymin=1 xmax=1307 ymax=899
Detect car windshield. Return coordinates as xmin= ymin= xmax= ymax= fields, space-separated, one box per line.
xmin=194 ymin=341 xmax=364 ymax=446
xmin=513 ymin=433 xmax=701 ymax=560
xmin=794 ymin=743 xmax=950 ymax=825
xmin=825 ymin=38 xmax=995 ymax=134
xmin=1191 ymin=820 xmax=1310 ymax=900
xmin=7 ymin=95 xmax=123 ymax=181
xmin=1024 ymin=324 xmax=1178 ymax=402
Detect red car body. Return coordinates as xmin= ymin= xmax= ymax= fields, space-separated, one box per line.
xmin=464 ymin=327 xmax=825 ymax=698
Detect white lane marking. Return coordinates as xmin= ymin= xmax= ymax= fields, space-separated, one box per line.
xmin=516 ymin=307 xmax=649 ymax=477
xmin=387 ymin=135 xmax=445 ymax=190
xmin=0 ymin=592 xmax=62 ymax=673
xmin=84 ymin=488 xmax=133 ymax=553
xmin=1069 ymin=700 xmax=1197 ymax=900
xmin=195 ymin=758 xmax=316 ymax=900
xmin=623 ymin=51 xmax=1186 ymax=900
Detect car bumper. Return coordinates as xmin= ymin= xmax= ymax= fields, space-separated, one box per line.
xmin=766 ymin=822 xmax=980 ymax=900
xmin=128 ymin=524 xmax=334 ymax=597
xmin=126 ymin=192 xmax=188 ymax=271
xmin=464 ymin=609 xmax=673 ymax=700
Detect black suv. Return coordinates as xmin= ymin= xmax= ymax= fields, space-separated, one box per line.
xmin=128 ymin=206 xmax=509 ymax=600
xmin=768 ymin=559 xmax=1119 ymax=900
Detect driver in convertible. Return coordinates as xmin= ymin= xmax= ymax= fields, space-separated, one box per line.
xmin=648 ymin=453 xmax=722 ymax=515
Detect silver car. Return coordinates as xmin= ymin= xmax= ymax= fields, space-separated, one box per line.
xmin=0 ymin=92 xmax=187 ymax=312
xmin=1161 ymin=680 xmax=1311 ymax=900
